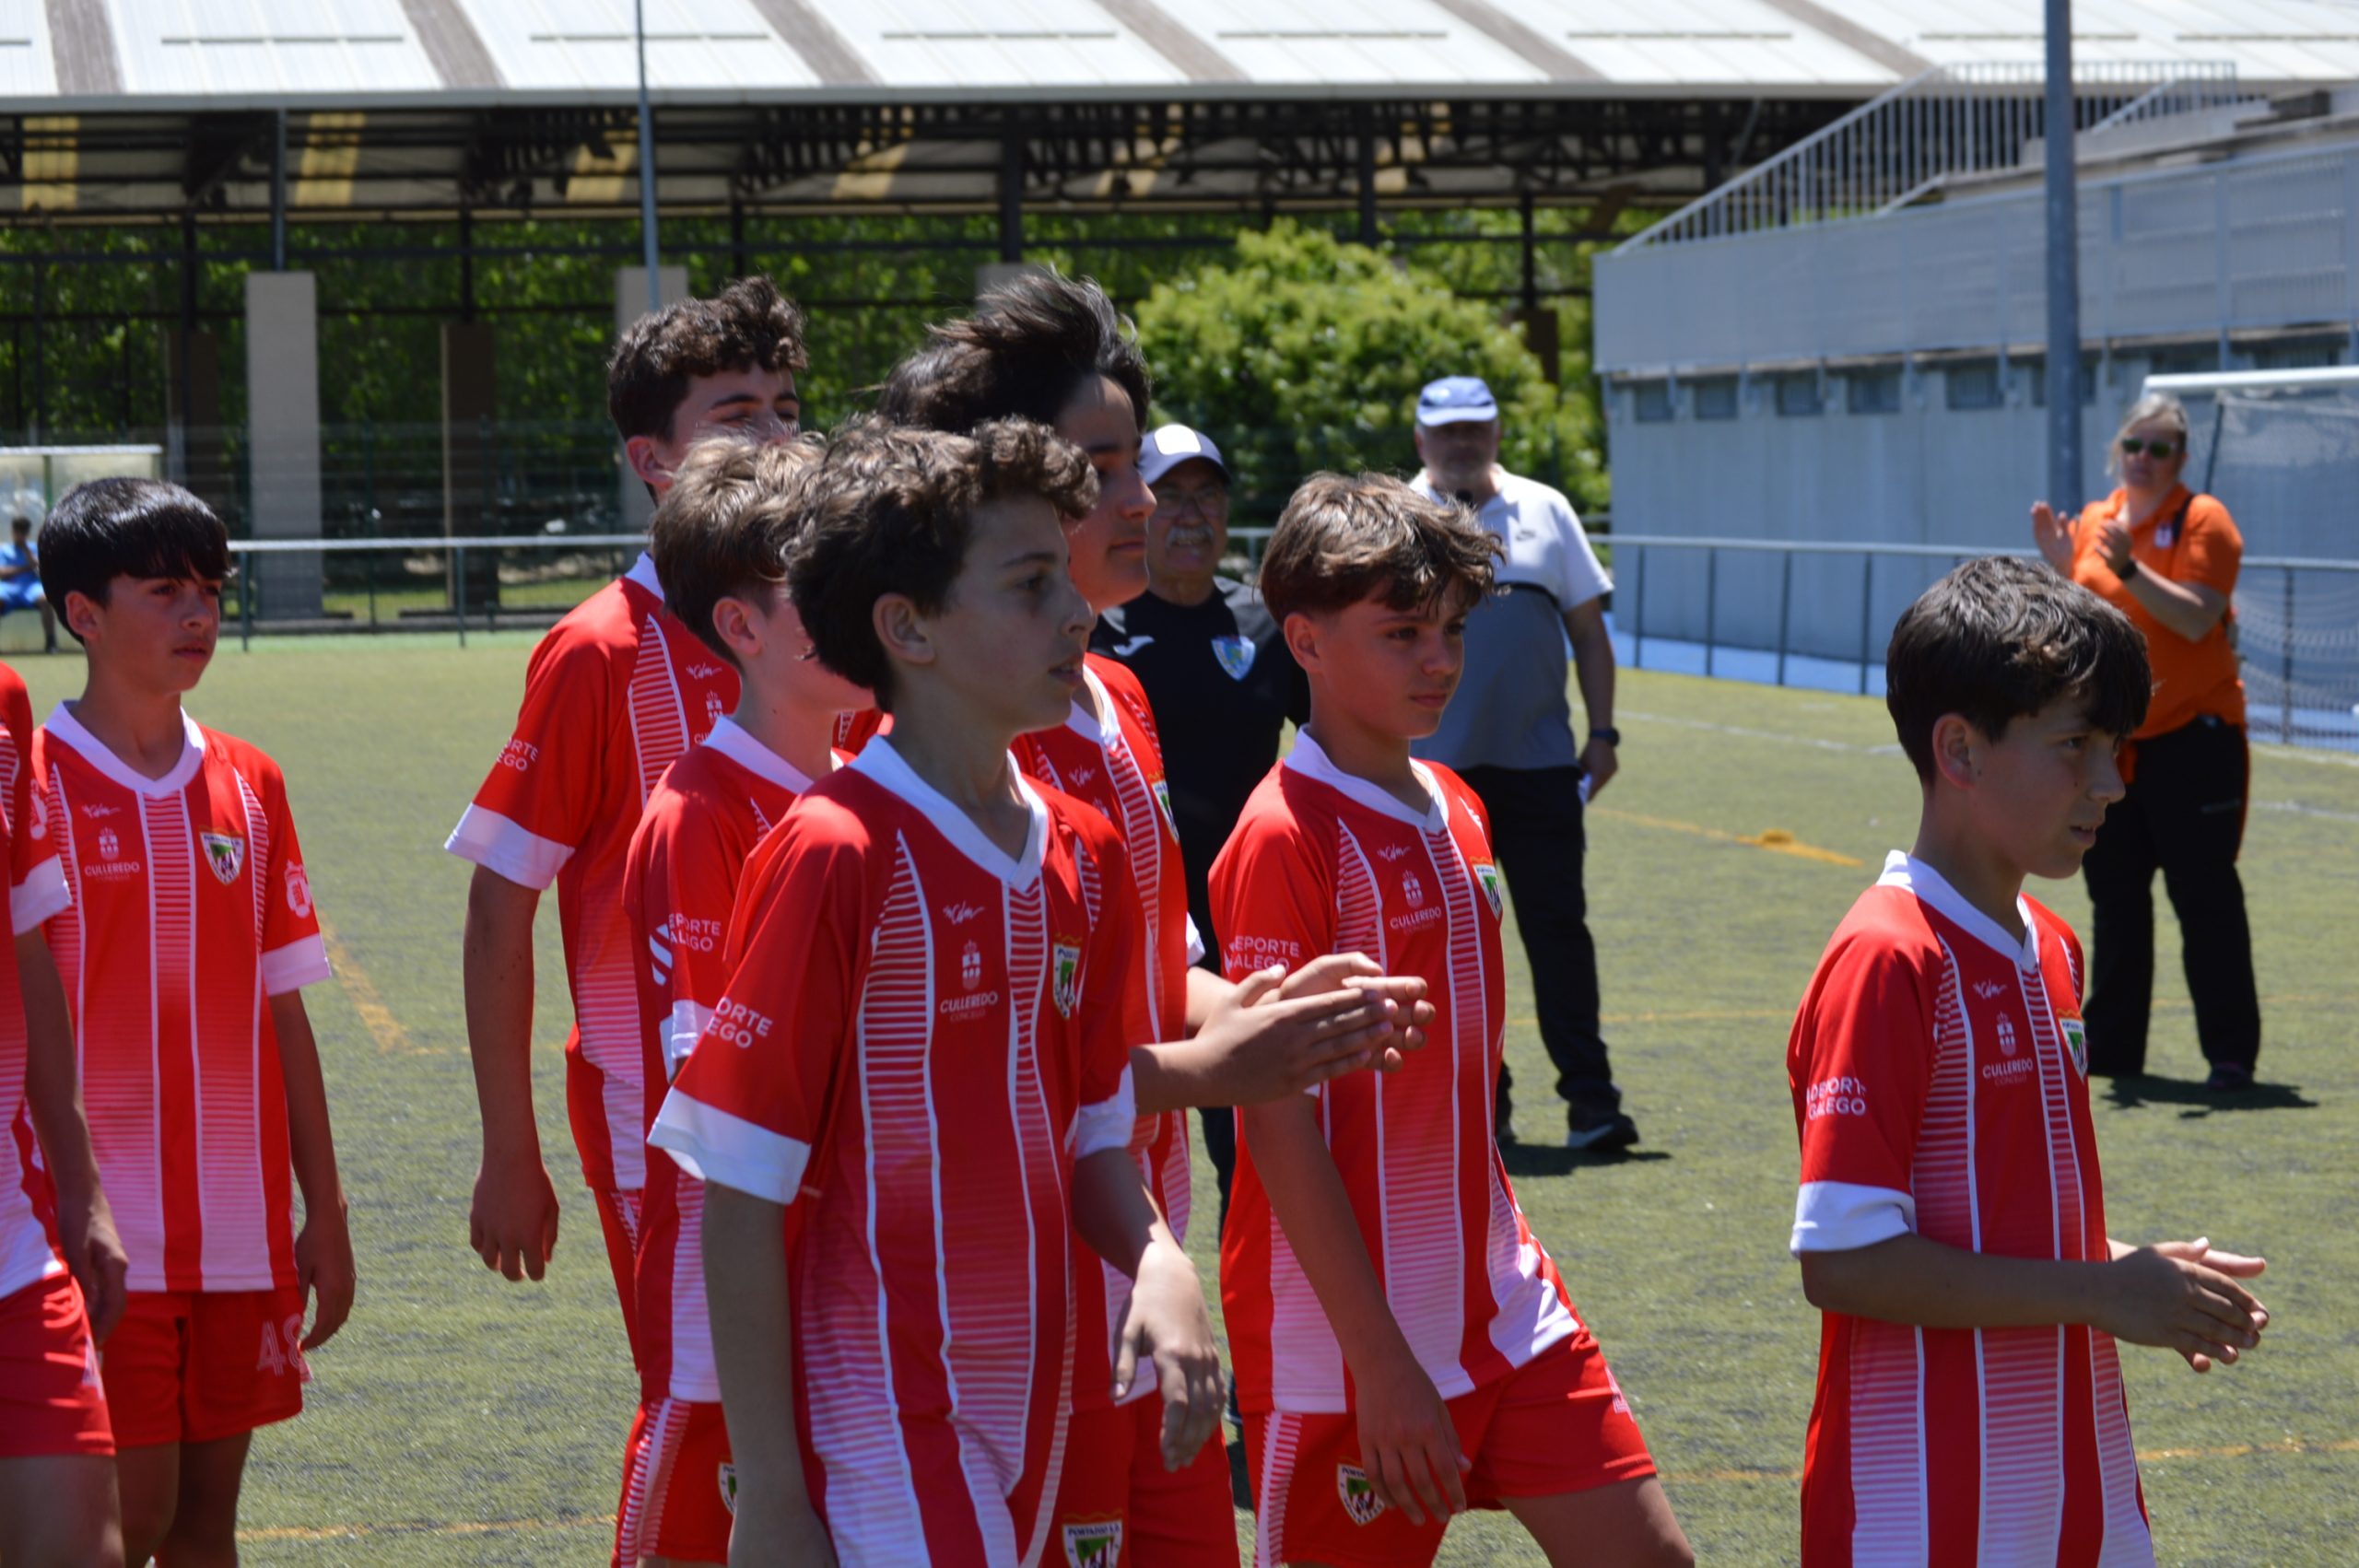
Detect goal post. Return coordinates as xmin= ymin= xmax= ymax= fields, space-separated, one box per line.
xmin=2141 ymin=367 xmax=2359 ymax=748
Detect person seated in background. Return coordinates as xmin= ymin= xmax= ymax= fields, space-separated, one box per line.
xmin=0 ymin=516 xmax=57 ymax=654
xmin=1092 ymin=423 xmax=1309 ymax=1225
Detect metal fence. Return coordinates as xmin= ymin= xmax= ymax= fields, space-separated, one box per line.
xmin=1607 ymin=534 xmax=2359 ymax=750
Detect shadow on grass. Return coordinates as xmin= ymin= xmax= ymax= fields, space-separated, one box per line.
xmin=2100 ymin=1072 xmax=2318 ymax=1118
xmin=1497 ymin=1143 xmax=1674 ymax=1177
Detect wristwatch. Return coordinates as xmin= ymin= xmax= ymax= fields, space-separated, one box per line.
xmin=1590 ymin=726 xmax=1622 ymax=746
xmin=2117 ymin=557 xmax=2141 ymax=581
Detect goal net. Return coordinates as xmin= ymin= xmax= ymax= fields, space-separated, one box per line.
xmin=2145 ymin=369 xmax=2359 ymax=750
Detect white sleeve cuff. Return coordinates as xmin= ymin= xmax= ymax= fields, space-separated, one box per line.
xmin=261 ymin=934 xmax=334 ymax=996
xmin=664 ymin=1000 xmax=715 ymax=1081
xmin=650 ymin=1091 xmax=810 ymax=1206
xmin=1790 ymin=1179 xmax=1918 ymax=1256
xmin=1074 ymin=1063 xmax=1138 ymax=1159
xmin=1183 ymin=914 xmax=1205 ymax=967
xmin=444 ymin=805 xmax=573 ymax=892
xmin=10 ymin=857 xmax=68 ymax=933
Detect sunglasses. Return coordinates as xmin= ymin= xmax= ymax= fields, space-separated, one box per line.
xmin=2118 ymin=438 xmax=2179 ymax=459
xmin=1152 ymin=483 xmax=1229 ymax=515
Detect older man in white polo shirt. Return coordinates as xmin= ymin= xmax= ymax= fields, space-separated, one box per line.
xmin=1410 ymin=375 xmax=1637 ymax=1152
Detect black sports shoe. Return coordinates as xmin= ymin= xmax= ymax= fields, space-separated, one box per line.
xmin=2204 ymin=1063 xmax=2255 ymax=1094
xmin=1566 ymin=1109 xmax=1640 ymax=1153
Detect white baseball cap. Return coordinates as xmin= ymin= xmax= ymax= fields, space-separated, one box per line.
xmin=1140 ymin=424 xmax=1228 ymax=486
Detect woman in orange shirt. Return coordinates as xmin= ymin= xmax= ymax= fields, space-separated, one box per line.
xmin=2031 ymin=391 xmax=2260 ymax=1092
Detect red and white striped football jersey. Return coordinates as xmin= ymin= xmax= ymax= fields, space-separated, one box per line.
xmin=36 ymin=705 xmax=331 ymax=1295
xmin=1211 ymin=734 xmax=1581 ymax=1415
xmin=626 ymin=717 xmax=830 ymax=1404
xmin=445 ymin=554 xmax=738 ymax=1193
xmin=650 ymin=738 xmax=1144 ymax=1566
xmin=1788 ymin=853 xmax=2150 ymax=1568
xmin=0 ymin=664 xmax=72 ymax=1302
xmin=1013 ymin=654 xmax=1196 ymax=1412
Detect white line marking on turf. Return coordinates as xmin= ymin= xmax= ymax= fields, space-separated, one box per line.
xmin=2253 ymin=798 xmax=2359 ymax=825
xmin=1623 ymin=709 xmax=1900 ymax=757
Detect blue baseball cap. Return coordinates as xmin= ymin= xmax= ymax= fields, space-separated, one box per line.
xmin=1140 ymin=424 xmax=1228 ymax=486
xmin=1416 ymin=376 xmax=1499 ymax=427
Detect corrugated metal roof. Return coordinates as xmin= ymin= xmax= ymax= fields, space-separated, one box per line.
xmin=6 ymin=0 xmax=2355 ymax=104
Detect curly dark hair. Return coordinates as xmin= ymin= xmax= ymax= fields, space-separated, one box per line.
xmin=650 ymin=432 xmax=827 ymax=665
xmin=790 ymin=416 xmax=1098 ymax=705
xmin=1258 ymin=473 xmax=1501 ymax=625
xmin=606 ymin=275 xmax=808 ymax=443
xmin=39 ymin=477 xmax=230 ymax=643
xmin=1886 ymin=556 xmax=2153 ymax=782
xmin=875 ymin=271 xmax=1150 ymax=435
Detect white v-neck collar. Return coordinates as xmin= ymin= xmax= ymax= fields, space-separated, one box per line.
xmin=624 ymin=552 xmax=664 ymax=601
xmin=702 ymin=715 xmax=823 ymax=795
xmin=1283 ymin=731 xmax=1448 ymax=832
xmin=851 ymin=736 xmax=1047 ymax=889
xmin=1062 ymin=664 xmax=1113 ymax=746
xmin=45 ymin=702 xmax=205 ymax=798
xmin=1878 ymin=851 xmax=2039 ymax=969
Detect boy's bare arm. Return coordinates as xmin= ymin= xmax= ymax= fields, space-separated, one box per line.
xmin=17 ymin=929 xmax=126 ymax=1340
xmin=271 ymin=989 xmax=355 ymax=1351
xmin=461 ymin=864 xmax=560 ymax=1281
xmin=1801 ymin=1232 xmax=2268 ymax=1371
xmin=1240 ymin=1093 xmax=1468 ymax=1527
xmin=703 ymin=1184 xmax=835 ymax=1568
xmin=1070 ymin=1148 xmax=1223 ymax=1471
xmin=1133 ymin=956 xmax=1431 ymax=1114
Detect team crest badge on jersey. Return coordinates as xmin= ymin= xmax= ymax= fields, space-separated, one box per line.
xmin=286 ymin=863 xmax=313 ymax=919
xmin=1062 ymin=1517 xmax=1122 ymax=1568
xmin=1402 ymin=872 xmax=1426 ymax=908
xmin=1474 ymin=860 xmax=1503 ymax=919
xmin=1152 ymin=779 xmax=1180 ymax=840
xmin=2061 ymin=1015 xmax=2089 ymax=1077
xmin=97 ymin=827 xmax=121 ymax=860
xmin=1211 ymin=635 xmax=1257 ymax=680
xmin=960 ymin=940 xmax=983 ymax=991
xmin=1995 ymin=1013 xmax=2018 ymax=1056
xmin=718 ymin=1462 xmax=738 ymax=1515
xmin=1052 ymin=941 xmax=1082 ymax=1017
xmin=199 ymin=832 xmax=245 ymax=885
xmin=1336 ymin=1464 xmax=1385 ymax=1525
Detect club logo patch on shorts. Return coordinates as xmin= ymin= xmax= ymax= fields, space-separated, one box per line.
xmin=718 ymin=1462 xmax=738 ymax=1515
xmin=1474 ymin=860 xmax=1503 ymax=919
xmin=1052 ymin=941 xmax=1083 ymax=1017
xmin=1062 ymin=1517 xmax=1122 ymax=1568
xmin=1212 ymin=635 xmax=1258 ymax=680
xmin=2061 ymin=1015 xmax=2089 ymax=1077
xmin=199 ymin=832 xmax=245 ymax=885
xmin=1337 ymin=1463 xmax=1385 ymax=1525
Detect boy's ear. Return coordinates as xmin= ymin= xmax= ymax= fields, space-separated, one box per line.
xmin=1280 ymin=610 xmax=1322 ymax=675
xmin=872 ymin=593 xmax=935 ymax=673
xmin=1929 ymin=712 xmax=1982 ymax=790
xmin=63 ymin=588 xmax=106 ymax=645
xmin=710 ymin=592 xmax=762 ymax=667
xmin=623 ymin=433 xmax=677 ymax=494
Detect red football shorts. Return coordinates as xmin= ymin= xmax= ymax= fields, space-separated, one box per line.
xmin=102 ymin=1287 xmax=307 ymax=1448
xmin=615 ymin=1396 xmax=734 ymax=1566
xmin=1049 ymin=1390 xmax=1238 ymax=1568
xmin=1242 ymin=1330 xmax=1655 ymax=1568
xmin=0 ymin=1272 xmax=112 ymax=1458
xmin=593 ymin=1186 xmax=645 ymax=1370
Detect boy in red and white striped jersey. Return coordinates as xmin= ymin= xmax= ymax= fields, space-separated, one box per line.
xmin=1789 ymin=557 xmax=2270 ymax=1568
xmin=32 ymin=479 xmax=352 ymax=1565
xmin=616 ymin=434 xmax=871 ymax=1567
xmin=447 ymin=278 xmax=806 ymax=1349
xmin=651 ymin=417 xmax=1225 ymax=1566
xmin=1214 ymin=475 xmax=1691 ymax=1568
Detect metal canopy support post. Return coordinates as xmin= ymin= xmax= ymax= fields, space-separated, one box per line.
xmin=1520 ymin=191 xmax=1539 ymax=311
xmin=636 ymin=0 xmax=662 ymax=314
xmin=2042 ymin=0 xmax=2083 ymax=508
xmin=1000 ymin=130 xmax=1026 ymax=263
xmin=1358 ymin=117 xmax=1380 ymax=246
xmin=270 ymin=111 xmax=288 ymax=271
xmin=459 ymin=206 xmax=475 ymax=322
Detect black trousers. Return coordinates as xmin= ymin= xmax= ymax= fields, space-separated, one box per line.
xmin=2081 ymin=716 xmax=2261 ymax=1075
xmin=1458 ymin=765 xmax=1620 ymax=1126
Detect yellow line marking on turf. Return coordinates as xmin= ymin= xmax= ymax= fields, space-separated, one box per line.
xmin=1590 ymin=806 xmax=1864 ymax=867
xmin=320 ymin=919 xmax=428 ymax=1056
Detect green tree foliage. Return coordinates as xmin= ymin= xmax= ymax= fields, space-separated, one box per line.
xmin=1133 ymin=220 xmax=1606 ymax=521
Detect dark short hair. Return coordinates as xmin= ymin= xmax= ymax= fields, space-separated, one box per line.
xmin=790 ymin=416 xmax=1097 ymax=706
xmin=1886 ymin=556 xmax=2152 ymax=782
xmin=39 ymin=478 xmax=230 ymax=643
xmin=606 ymin=275 xmax=808 ymax=443
xmin=876 ymin=271 xmax=1150 ymax=435
xmin=1259 ymin=473 xmax=1500 ymax=624
xmin=650 ymin=433 xmax=827 ymax=666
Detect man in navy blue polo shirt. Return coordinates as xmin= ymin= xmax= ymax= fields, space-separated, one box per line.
xmin=1410 ymin=376 xmax=1638 ymax=1152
